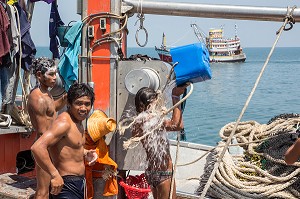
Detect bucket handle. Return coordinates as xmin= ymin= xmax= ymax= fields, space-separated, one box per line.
xmin=63 ymin=20 xmax=77 ymax=38
xmin=58 ymin=20 xmax=77 ymax=48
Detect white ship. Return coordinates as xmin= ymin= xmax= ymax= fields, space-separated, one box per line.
xmin=192 ymin=24 xmax=247 ymax=63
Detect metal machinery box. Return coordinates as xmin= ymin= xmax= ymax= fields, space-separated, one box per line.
xmin=114 ymin=60 xmax=173 ymax=170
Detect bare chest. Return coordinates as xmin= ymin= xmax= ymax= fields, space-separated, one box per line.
xmin=63 ymin=124 xmax=85 ymax=149
xmin=43 ymin=97 xmax=56 ymax=118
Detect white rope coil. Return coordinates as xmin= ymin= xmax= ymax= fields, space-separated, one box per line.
xmin=197 ymin=115 xmax=300 ymax=199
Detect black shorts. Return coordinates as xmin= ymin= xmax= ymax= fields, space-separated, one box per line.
xmin=51 ymin=175 xmax=85 ymax=199
xmin=145 ymin=170 xmax=173 ymax=188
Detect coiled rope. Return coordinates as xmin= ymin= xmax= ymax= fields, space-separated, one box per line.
xmin=199 ymin=6 xmax=297 ymax=199
xmin=196 ymin=115 xmax=300 ymax=198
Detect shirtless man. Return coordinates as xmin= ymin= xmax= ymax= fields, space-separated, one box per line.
xmin=27 ymin=57 xmax=67 ymax=199
xmin=285 ymin=138 xmax=300 ymax=165
xmin=31 ymin=83 xmax=98 ymax=199
xmin=133 ymin=85 xmax=187 ymax=199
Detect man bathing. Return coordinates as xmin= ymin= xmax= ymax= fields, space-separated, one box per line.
xmin=133 ymin=85 xmax=187 ymax=199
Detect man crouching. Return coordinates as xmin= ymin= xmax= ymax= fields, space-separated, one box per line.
xmin=31 ymin=83 xmax=98 ymax=199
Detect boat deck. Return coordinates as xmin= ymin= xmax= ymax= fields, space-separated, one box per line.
xmin=0 ymin=173 xmax=35 ymax=199
xmin=170 ymin=140 xmax=213 ymax=199
xmin=0 ymin=140 xmax=213 ymax=199
xmin=131 ymin=140 xmax=213 ymax=199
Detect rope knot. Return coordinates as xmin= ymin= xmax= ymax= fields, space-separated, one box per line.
xmin=277 ymin=5 xmax=297 ymax=34
xmin=283 ymin=15 xmax=295 ymax=31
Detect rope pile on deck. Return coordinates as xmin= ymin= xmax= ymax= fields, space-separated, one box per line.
xmin=196 ymin=113 xmax=300 ymax=199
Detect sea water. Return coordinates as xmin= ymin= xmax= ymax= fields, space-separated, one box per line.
xmin=34 ymin=46 xmax=300 ymax=146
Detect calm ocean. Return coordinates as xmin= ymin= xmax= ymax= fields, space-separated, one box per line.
xmin=36 ymin=46 xmax=300 ymax=146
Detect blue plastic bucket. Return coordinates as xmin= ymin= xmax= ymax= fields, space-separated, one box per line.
xmin=57 ymin=26 xmax=71 ymax=47
xmin=170 ymin=43 xmax=211 ymax=86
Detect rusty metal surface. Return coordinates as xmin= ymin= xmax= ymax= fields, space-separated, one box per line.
xmin=0 ymin=173 xmax=35 ymax=199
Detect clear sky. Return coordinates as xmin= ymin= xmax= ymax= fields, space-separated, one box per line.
xmin=30 ymin=0 xmax=300 ymax=48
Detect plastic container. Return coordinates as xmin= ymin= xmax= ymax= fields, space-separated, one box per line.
xmin=170 ymin=43 xmax=211 ymax=86
xmin=119 ymin=173 xmax=151 ymax=199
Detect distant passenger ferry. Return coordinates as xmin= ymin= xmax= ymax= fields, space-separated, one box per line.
xmin=155 ymin=24 xmax=246 ymax=63
xmin=192 ymin=24 xmax=246 ymax=63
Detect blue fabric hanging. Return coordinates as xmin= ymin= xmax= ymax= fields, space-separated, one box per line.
xmin=49 ymin=0 xmax=64 ymax=59
xmin=58 ymin=21 xmax=82 ymax=91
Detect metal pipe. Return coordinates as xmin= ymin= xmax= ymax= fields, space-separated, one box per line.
xmin=80 ymin=0 xmax=88 ymax=83
xmin=107 ymin=0 xmax=121 ymax=145
xmin=123 ymin=0 xmax=300 ymax=22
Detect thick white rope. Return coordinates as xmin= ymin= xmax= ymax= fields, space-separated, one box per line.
xmin=196 ymin=117 xmax=300 ymax=198
xmin=199 ymin=8 xmax=295 ymax=199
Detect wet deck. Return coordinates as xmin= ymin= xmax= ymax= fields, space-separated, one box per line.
xmin=170 ymin=141 xmax=213 ymax=199
xmin=0 ymin=173 xmax=35 ymax=199
xmin=132 ymin=140 xmax=213 ymax=199
xmin=0 ymin=140 xmax=213 ymax=199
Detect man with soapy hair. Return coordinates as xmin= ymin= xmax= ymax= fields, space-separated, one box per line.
xmin=27 ymin=57 xmax=67 ymax=199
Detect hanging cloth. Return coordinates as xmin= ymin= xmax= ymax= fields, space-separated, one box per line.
xmin=58 ymin=21 xmax=82 ymax=90
xmin=7 ymin=4 xmax=20 ymax=57
xmin=15 ymin=3 xmax=36 ymax=71
xmin=0 ymin=4 xmax=11 ymax=65
xmin=49 ymin=0 xmax=64 ymax=58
